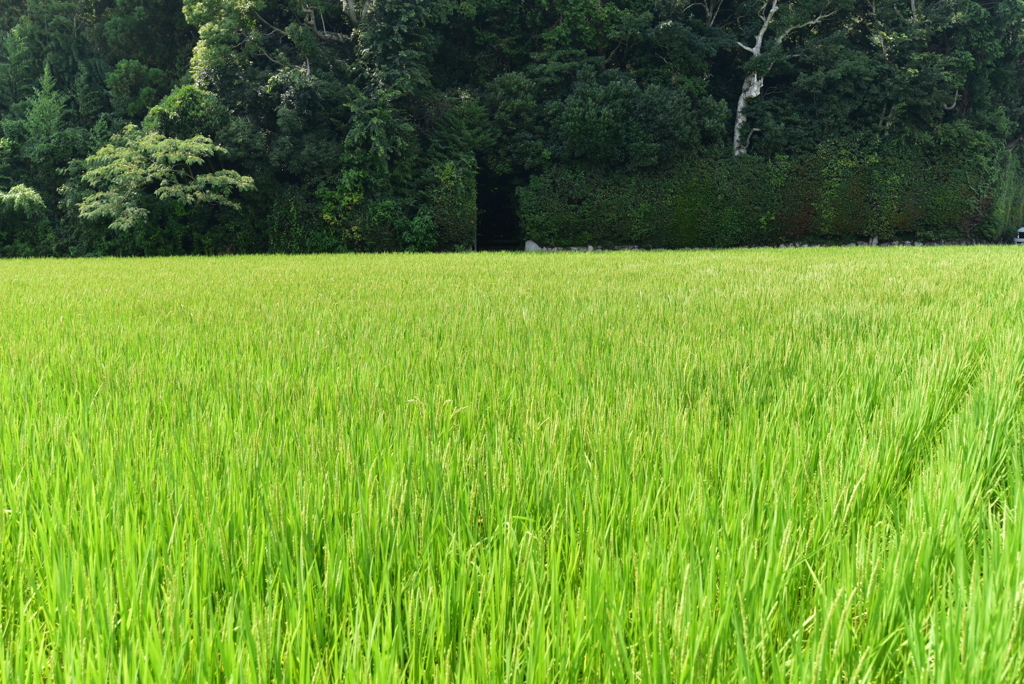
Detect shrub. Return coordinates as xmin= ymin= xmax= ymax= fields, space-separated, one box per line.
xmin=517 ymin=166 xmax=676 ymax=247
xmin=517 ymin=131 xmax=1024 ymax=248
xmin=425 ymin=161 xmax=476 ymax=251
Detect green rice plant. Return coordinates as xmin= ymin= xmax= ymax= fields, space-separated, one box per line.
xmin=1 ymin=247 xmax=1023 ymax=682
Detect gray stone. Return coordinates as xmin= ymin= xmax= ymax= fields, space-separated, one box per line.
xmin=525 ymin=240 xmax=542 ymax=251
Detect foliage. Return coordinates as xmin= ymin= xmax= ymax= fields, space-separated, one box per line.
xmin=0 ymin=183 xmax=49 ymax=256
xmin=668 ymin=154 xmax=788 ymax=247
xmin=423 ymin=160 xmax=476 ymax=250
xmin=0 ymin=183 xmax=44 ymax=217
xmin=400 ymin=210 xmax=437 ymax=252
xmin=518 ymin=165 xmax=677 ymax=247
xmin=78 ymin=125 xmax=254 ymax=231
xmin=106 ymin=59 xmax=171 ymax=118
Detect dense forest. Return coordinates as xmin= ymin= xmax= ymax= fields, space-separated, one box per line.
xmin=2 ymin=0 xmax=1024 ymax=255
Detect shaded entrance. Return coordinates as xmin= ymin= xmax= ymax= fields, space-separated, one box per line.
xmin=476 ymin=174 xmax=523 ymax=251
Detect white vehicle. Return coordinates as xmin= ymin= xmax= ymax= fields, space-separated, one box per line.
xmin=1016 ymin=227 xmax=1024 ymax=244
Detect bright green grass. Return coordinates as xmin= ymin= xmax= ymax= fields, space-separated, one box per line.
xmin=1 ymin=248 xmax=1023 ymax=682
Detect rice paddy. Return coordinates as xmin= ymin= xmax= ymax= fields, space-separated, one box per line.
xmin=1 ymin=247 xmax=1023 ymax=682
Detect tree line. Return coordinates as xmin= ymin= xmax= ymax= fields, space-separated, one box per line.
xmin=2 ymin=0 xmax=1024 ymax=255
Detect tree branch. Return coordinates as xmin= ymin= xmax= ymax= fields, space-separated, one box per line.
xmin=775 ymin=9 xmax=837 ymax=46
xmin=745 ymin=127 xmax=761 ymax=151
xmin=341 ymin=0 xmax=358 ymax=25
xmin=251 ymin=41 xmax=290 ymax=69
xmin=359 ymin=0 xmax=375 ymax=24
xmin=303 ymin=6 xmax=353 ymax=42
xmin=341 ymin=0 xmax=376 ymax=26
xmin=253 ymin=11 xmax=288 ymax=36
xmin=754 ymin=0 xmax=780 ymax=54
xmin=692 ymin=0 xmax=723 ymax=27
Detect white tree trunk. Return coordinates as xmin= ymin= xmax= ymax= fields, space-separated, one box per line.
xmin=730 ymin=0 xmax=833 ymax=155
xmin=733 ymin=72 xmax=764 ymax=155
xmin=342 ymin=0 xmax=376 ymax=26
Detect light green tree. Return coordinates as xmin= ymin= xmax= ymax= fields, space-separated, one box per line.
xmin=77 ymin=125 xmax=255 ymax=231
xmin=0 ymin=183 xmax=45 ymax=217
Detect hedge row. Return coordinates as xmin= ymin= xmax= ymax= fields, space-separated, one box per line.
xmin=519 ymin=128 xmax=1024 ymax=248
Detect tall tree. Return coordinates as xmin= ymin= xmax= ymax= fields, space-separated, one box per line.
xmin=728 ymin=0 xmax=839 ymax=155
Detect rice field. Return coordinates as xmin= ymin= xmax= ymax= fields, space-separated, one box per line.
xmin=0 ymin=247 xmax=1023 ymax=682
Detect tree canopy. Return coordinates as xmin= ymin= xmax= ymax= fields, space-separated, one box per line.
xmin=2 ymin=0 xmax=1024 ymax=255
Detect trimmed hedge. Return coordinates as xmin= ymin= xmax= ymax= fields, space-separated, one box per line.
xmin=519 ymin=129 xmax=1024 ymax=248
